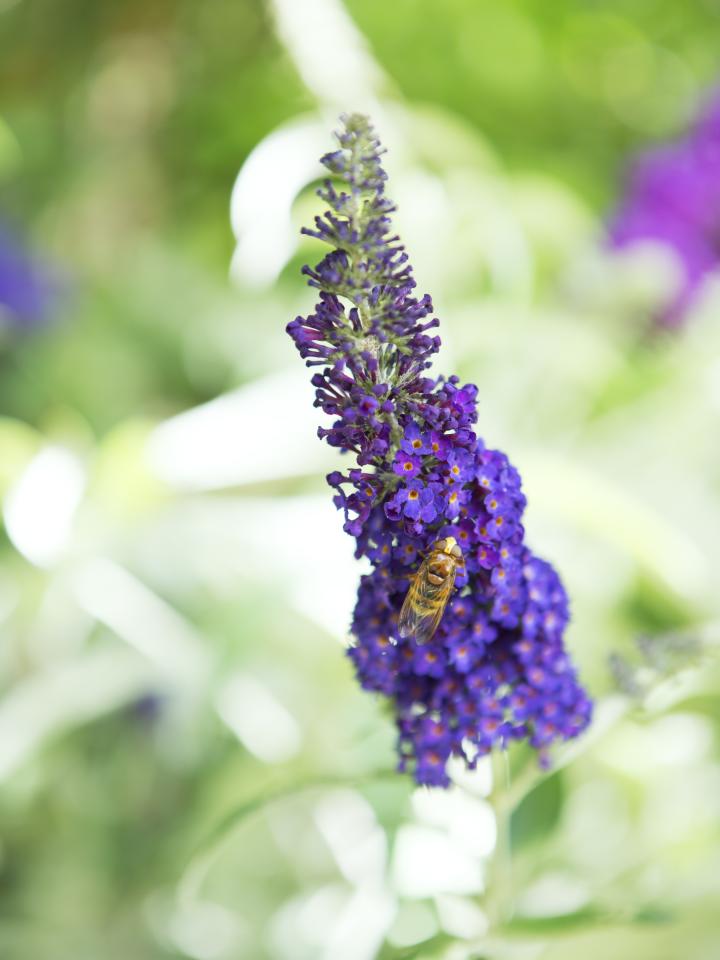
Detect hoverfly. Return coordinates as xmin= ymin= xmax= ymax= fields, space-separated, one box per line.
xmin=398 ymin=536 xmax=464 ymax=645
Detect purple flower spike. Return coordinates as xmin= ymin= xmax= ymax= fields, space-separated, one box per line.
xmin=287 ymin=114 xmax=592 ymax=787
xmin=0 ymin=226 xmax=60 ymax=330
xmin=608 ymin=86 xmax=720 ymax=328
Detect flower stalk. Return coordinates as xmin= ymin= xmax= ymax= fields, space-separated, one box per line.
xmin=288 ymin=114 xmax=592 ymax=787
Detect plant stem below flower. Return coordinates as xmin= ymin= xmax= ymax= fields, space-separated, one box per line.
xmin=485 ymin=749 xmax=515 ymax=930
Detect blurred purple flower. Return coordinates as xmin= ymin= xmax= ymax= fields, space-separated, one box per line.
xmin=287 ymin=115 xmax=592 ymax=786
xmin=0 ymin=225 xmax=59 ymax=330
xmin=608 ymin=88 xmax=720 ymax=328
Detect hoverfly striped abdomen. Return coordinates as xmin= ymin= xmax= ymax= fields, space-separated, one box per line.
xmin=398 ymin=537 xmax=465 ymax=645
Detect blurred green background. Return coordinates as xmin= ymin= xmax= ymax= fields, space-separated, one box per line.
xmin=1 ymin=1 xmax=720 ymax=958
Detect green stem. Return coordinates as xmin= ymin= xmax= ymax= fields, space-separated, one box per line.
xmin=484 ymin=750 xmax=515 ymax=930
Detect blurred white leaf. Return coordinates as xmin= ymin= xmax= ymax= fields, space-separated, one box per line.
xmin=0 ymin=647 xmax=155 ymax=781
xmin=230 ymin=118 xmax=328 ymax=288
xmin=72 ymin=557 xmax=209 ymax=690
xmin=319 ymin=884 xmax=396 ymax=960
xmin=435 ymin=894 xmax=489 ymax=939
xmin=392 ymin=824 xmax=484 ymax=898
xmin=515 ymin=871 xmax=590 ymax=918
xmin=520 ymin=449 xmax=710 ymax=602
xmin=270 ymin=0 xmax=386 ymax=109
xmin=411 ymin=786 xmax=497 ymax=860
xmin=314 ymin=789 xmax=387 ymax=886
xmin=138 ymin=494 xmax=359 ymax=640
xmin=4 ymin=446 xmax=86 ymax=568
xmin=145 ymin=369 xmax=334 ymax=490
xmin=216 ymin=673 xmax=302 ymax=764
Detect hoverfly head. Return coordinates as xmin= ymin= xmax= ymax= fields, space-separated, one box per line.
xmin=439 ymin=536 xmax=462 ymax=559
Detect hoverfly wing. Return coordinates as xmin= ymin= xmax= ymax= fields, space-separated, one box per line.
xmin=411 ymin=598 xmax=447 ymax=645
xmin=398 ymin=561 xmax=428 ymax=639
xmin=398 ymin=559 xmax=456 ymax=645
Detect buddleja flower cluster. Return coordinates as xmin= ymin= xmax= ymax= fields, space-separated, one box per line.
xmin=609 ymin=88 xmax=720 ymax=328
xmin=0 ymin=224 xmax=57 ymax=331
xmin=288 ymin=115 xmax=592 ymax=786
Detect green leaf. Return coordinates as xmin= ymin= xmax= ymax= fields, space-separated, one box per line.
xmin=178 ymin=768 xmax=397 ymax=905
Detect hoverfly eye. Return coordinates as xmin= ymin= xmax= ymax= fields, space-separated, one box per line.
xmin=451 ymin=545 xmax=462 ymax=558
